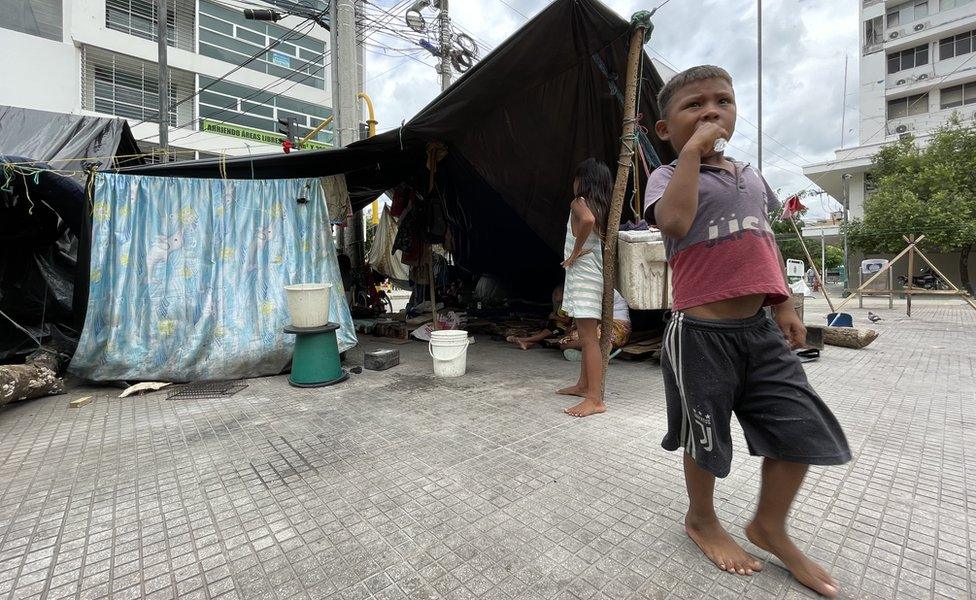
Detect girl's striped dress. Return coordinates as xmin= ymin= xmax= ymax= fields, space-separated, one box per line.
xmin=562 ymin=217 xmax=603 ymax=319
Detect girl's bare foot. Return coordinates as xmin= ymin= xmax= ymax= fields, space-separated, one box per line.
xmin=745 ymin=520 xmax=839 ymax=598
xmin=563 ymin=397 xmax=605 ymax=417
xmin=556 ymin=385 xmax=586 ymax=397
xmin=685 ymin=513 xmax=763 ymax=576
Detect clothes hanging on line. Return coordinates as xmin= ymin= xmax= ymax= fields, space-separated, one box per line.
xmin=366 ymin=205 xmax=410 ymax=282
xmin=320 ymin=174 xmax=353 ymax=225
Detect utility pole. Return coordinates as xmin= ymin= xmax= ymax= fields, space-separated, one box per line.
xmin=331 ymin=0 xmax=365 ymax=267
xmin=842 ymin=173 xmax=853 ymax=293
xmin=757 ymin=0 xmax=762 ymax=172
xmin=157 ymin=0 xmax=169 ymax=156
xmin=840 ymin=54 xmax=849 ymax=148
xmin=438 ymin=0 xmax=452 ymax=91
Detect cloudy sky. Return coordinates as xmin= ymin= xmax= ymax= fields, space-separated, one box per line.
xmin=361 ymin=0 xmax=856 ymax=216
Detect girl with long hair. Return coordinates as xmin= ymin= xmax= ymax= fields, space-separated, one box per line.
xmin=559 ymin=158 xmax=612 ymax=417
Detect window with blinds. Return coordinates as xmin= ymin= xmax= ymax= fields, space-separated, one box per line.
xmin=2 ymin=0 xmax=62 ymax=41
xmin=940 ymin=83 xmax=976 ymax=110
xmin=105 ymin=0 xmax=195 ymax=52
xmin=81 ymin=47 xmax=195 ymax=128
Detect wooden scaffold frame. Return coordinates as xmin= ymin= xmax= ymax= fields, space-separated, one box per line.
xmin=832 ymin=235 xmax=976 ymax=317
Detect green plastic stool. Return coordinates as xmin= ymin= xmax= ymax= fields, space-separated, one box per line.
xmin=283 ymin=323 xmax=348 ymax=387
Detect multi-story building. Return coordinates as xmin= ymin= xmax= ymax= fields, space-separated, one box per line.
xmin=1 ymin=0 xmax=335 ymax=162
xmin=804 ymin=0 xmax=976 ymax=219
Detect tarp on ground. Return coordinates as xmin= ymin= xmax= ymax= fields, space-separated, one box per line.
xmin=69 ymin=173 xmax=356 ymax=381
xmin=114 ymin=0 xmax=677 ymax=294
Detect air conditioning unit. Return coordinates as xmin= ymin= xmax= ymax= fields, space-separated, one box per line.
xmin=897 ymin=78 xmax=907 ymax=85
xmin=899 ymin=132 xmax=912 ymax=140
xmin=913 ymin=22 xmax=929 ymax=32
xmin=895 ymin=124 xmax=909 ymax=133
xmin=917 ymin=73 xmax=929 ymax=80
xmin=889 ymin=30 xmax=900 ymax=39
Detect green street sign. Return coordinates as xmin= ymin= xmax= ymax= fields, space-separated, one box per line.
xmin=201 ymin=119 xmax=330 ymax=150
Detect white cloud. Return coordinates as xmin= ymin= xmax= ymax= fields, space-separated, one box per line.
xmin=362 ymin=0 xmax=855 ymax=216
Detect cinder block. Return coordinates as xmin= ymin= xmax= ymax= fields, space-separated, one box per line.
xmin=364 ymin=349 xmax=400 ymax=371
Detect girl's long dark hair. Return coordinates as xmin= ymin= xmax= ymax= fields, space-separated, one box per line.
xmin=574 ymin=158 xmax=612 ymax=238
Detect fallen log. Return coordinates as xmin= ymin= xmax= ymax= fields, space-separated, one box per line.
xmin=821 ymin=326 xmax=879 ymax=349
xmin=0 ymin=350 xmax=66 ymax=407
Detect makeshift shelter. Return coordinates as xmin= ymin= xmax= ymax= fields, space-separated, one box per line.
xmin=0 ymin=106 xmax=142 ymax=362
xmin=69 ymin=175 xmax=357 ymax=382
xmin=116 ymin=0 xmax=677 ymax=298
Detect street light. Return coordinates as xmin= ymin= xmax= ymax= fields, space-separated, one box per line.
xmin=243 ymin=5 xmax=328 ymax=30
xmin=243 ymin=8 xmax=284 ymax=21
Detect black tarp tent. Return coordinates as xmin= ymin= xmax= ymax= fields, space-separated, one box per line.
xmin=115 ymin=0 xmax=677 ymax=296
xmin=1 ymin=106 xmax=143 ymax=360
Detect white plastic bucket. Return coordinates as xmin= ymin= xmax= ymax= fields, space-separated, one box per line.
xmin=284 ymin=283 xmax=332 ymax=327
xmin=428 ymin=330 xmax=470 ymax=377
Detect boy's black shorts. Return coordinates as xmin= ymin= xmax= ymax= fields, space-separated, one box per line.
xmin=661 ymin=311 xmax=851 ymax=478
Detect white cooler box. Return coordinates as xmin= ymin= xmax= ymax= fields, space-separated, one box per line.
xmin=616 ymin=230 xmax=671 ymax=310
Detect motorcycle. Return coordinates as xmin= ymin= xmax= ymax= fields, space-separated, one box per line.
xmin=898 ymin=267 xmax=949 ymax=290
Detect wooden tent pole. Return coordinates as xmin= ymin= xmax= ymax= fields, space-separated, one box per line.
xmin=428 ymin=247 xmax=438 ymax=328
xmin=906 ymin=235 xmax=916 ymax=317
xmin=600 ymin=15 xmax=650 ymax=395
xmin=789 ymin=218 xmax=835 ymax=313
xmin=911 ymin=241 xmax=976 ymax=313
xmin=832 ymin=236 xmax=922 ymax=312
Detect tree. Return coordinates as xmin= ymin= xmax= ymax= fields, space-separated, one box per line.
xmin=844 ymin=117 xmax=976 ymax=293
xmin=770 ymin=196 xmax=844 ymax=274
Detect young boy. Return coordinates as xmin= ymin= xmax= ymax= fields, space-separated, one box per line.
xmin=645 ymin=66 xmax=851 ymax=598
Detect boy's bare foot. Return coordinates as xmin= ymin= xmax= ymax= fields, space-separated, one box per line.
xmin=685 ymin=513 xmax=763 ymax=576
xmin=745 ymin=521 xmax=838 ymax=598
xmin=556 ymin=385 xmax=586 ymax=397
xmin=517 ymin=339 xmax=535 ymax=350
xmin=563 ymin=398 xmax=605 ymax=417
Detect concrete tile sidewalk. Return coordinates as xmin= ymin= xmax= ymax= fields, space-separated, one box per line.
xmin=0 ymin=299 xmax=973 ymax=599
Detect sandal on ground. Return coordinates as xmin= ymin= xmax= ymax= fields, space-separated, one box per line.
xmin=796 ymin=348 xmax=820 ymax=363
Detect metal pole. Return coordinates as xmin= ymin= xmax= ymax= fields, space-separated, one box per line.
xmin=329 ymin=0 xmax=345 ymax=251
xmin=439 ymin=0 xmax=452 ymax=91
xmin=842 ymin=173 xmax=852 ymax=293
xmin=157 ymin=0 xmax=169 ymax=155
xmin=821 ymin=227 xmax=826 ymax=290
xmin=840 ymin=54 xmax=848 ymax=148
xmin=757 ymin=0 xmax=762 ymax=172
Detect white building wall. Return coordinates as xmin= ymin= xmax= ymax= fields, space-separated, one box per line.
xmin=0 ymin=28 xmax=80 ymax=114
xmin=806 ymin=0 xmax=976 ymax=216
xmin=1 ymin=0 xmax=333 ymax=159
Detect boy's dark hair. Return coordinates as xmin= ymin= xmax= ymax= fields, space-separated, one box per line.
xmin=657 ymin=65 xmax=734 ymax=118
xmin=574 ymin=158 xmax=612 ymax=238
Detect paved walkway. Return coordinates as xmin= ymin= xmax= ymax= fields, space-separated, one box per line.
xmin=1 ymin=299 xmax=974 ymax=600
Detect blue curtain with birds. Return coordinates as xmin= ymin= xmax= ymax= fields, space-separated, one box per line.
xmin=70 ymin=173 xmax=356 ymax=381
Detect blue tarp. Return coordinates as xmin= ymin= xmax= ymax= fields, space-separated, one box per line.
xmin=70 ymin=173 xmax=356 ymax=381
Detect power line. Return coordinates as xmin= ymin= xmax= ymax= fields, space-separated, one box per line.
xmin=492 ymin=0 xmax=529 ymax=20
xmin=158 ymin=49 xmax=334 ymax=146
xmin=131 ymin=6 xmax=327 ymax=130
xmin=647 ymin=47 xmax=819 ymax=169
xmin=800 ymin=49 xmax=976 ymax=196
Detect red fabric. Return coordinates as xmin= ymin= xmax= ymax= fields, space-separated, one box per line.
xmin=781 ymin=194 xmax=806 ymax=221
xmin=391 ymin=187 xmax=412 ymax=217
xmin=669 ymin=230 xmax=790 ymax=311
